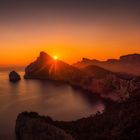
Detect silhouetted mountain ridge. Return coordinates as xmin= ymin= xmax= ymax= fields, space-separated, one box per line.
xmin=24 ymin=52 xmax=85 ymax=85
xmin=73 ymin=53 xmax=140 ymax=75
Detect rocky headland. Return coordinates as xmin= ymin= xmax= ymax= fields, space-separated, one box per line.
xmin=24 ymin=52 xmax=140 ymax=101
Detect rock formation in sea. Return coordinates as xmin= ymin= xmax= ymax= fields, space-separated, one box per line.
xmin=15 ymin=89 xmax=140 ymax=140
xmin=9 ymin=71 xmax=21 ymax=82
xmin=15 ymin=112 xmax=75 ymax=140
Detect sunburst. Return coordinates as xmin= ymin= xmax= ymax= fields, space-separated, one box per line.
xmin=54 ymin=56 xmax=58 ymax=60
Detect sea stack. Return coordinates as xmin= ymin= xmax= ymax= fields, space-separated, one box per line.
xmin=9 ymin=71 xmax=21 ymax=82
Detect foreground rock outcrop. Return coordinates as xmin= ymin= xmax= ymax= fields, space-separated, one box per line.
xmin=15 ymin=112 xmax=75 ymax=140
xmin=9 ymin=71 xmax=21 ymax=82
xmin=16 ymin=90 xmax=140 ymax=140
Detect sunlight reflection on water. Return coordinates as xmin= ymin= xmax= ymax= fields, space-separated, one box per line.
xmin=0 ymin=71 xmax=104 ymax=139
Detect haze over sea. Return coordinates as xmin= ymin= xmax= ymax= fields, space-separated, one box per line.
xmin=0 ymin=70 xmax=104 ymax=139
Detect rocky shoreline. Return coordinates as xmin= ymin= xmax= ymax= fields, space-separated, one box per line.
xmin=15 ymin=89 xmax=140 ymax=140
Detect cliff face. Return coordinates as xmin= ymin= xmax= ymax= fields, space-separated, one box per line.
xmin=24 ymin=52 xmax=85 ymax=85
xmin=79 ymin=65 xmax=140 ymax=101
xmin=89 ymin=74 xmax=140 ymax=101
xmin=73 ymin=54 xmax=140 ymax=75
xmin=15 ymin=90 xmax=140 ymax=140
xmin=15 ymin=112 xmax=75 ymax=140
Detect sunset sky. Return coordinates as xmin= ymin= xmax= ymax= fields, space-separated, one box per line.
xmin=0 ymin=0 xmax=140 ymax=66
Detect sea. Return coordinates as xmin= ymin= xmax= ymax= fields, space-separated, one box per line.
xmin=0 ymin=71 xmax=104 ymax=140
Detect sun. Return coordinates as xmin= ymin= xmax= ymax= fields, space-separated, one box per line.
xmin=53 ymin=56 xmax=58 ymax=60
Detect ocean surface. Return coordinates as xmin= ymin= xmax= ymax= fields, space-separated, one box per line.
xmin=0 ymin=71 xmax=104 ymax=140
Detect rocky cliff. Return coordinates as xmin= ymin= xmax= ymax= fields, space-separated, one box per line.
xmin=24 ymin=52 xmax=85 ymax=86
xmin=89 ymin=74 xmax=140 ymax=101
xmin=15 ymin=112 xmax=74 ymax=140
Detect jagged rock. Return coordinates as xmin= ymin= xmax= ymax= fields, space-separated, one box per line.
xmin=9 ymin=71 xmax=21 ymax=82
xmin=15 ymin=112 xmax=75 ymax=140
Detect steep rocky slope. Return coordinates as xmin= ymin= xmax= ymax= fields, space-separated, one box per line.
xmin=88 ymin=74 xmax=140 ymax=101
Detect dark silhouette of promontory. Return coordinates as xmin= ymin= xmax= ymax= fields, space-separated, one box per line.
xmin=24 ymin=52 xmax=140 ymax=101
xmin=24 ymin=52 xmax=85 ymax=85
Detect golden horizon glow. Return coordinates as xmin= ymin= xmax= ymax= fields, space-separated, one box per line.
xmin=0 ymin=44 xmax=140 ymax=66
xmin=0 ymin=19 xmax=140 ymax=66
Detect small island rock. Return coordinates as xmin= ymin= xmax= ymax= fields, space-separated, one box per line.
xmin=9 ymin=71 xmax=21 ymax=82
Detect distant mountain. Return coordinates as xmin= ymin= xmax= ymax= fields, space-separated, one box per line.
xmin=73 ymin=54 xmax=140 ymax=75
xmin=24 ymin=52 xmax=115 ymax=81
xmin=24 ymin=52 xmax=85 ymax=85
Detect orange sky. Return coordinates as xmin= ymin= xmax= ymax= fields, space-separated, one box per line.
xmin=0 ymin=1 xmax=140 ymax=66
xmin=0 ymin=26 xmax=140 ymax=66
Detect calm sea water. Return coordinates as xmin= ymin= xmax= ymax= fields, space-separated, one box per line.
xmin=0 ymin=71 xmax=104 ymax=140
